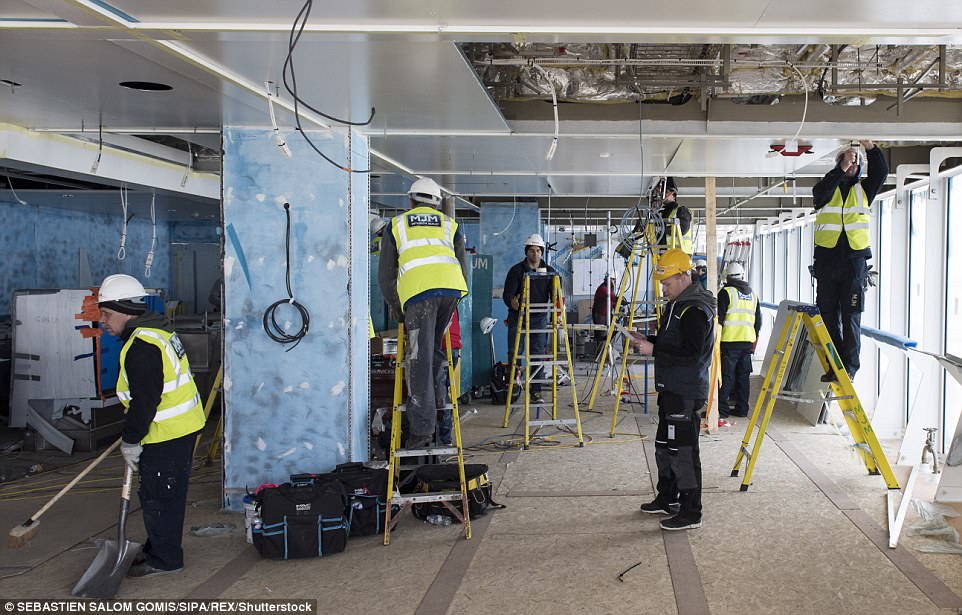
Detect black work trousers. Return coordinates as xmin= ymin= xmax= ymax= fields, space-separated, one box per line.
xmin=653 ymin=392 xmax=704 ymax=521
xmin=718 ymin=345 xmax=752 ymax=417
xmin=815 ymin=258 xmax=866 ymax=375
xmin=138 ymin=433 xmax=195 ymax=571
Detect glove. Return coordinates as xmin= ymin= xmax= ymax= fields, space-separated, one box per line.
xmin=120 ymin=441 xmax=143 ymax=472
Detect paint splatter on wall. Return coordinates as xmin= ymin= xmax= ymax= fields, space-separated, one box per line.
xmin=221 ymin=128 xmax=369 ymax=510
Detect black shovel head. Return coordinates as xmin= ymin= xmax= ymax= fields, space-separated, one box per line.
xmin=71 ymin=537 xmax=142 ymax=599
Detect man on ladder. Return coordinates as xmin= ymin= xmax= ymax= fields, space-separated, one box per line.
xmin=811 ymin=139 xmax=887 ymax=381
xmin=503 ymin=233 xmax=556 ymax=403
xmin=627 ymin=249 xmax=716 ymax=531
xmin=717 ymin=263 xmax=761 ymax=418
xmin=653 ymin=177 xmax=693 ymax=255
xmin=378 ymin=177 xmax=469 ymax=449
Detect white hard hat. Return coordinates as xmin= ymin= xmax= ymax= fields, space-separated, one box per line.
xmin=98 ymin=274 xmax=146 ymax=303
xmin=693 ymin=256 xmax=708 ymax=267
xmin=524 ymin=233 xmax=546 ymax=249
xmin=369 ymin=215 xmax=386 ymax=235
xmin=725 ymin=263 xmax=746 ymax=280
xmin=480 ymin=316 xmax=498 ymax=335
xmin=407 ymin=177 xmax=443 ymax=206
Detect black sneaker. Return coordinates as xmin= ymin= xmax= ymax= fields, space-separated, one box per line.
xmin=660 ymin=515 xmax=702 ymax=531
xmin=530 ymin=392 xmax=545 ymax=404
xmin=819 ymin=371 xmax=838 ymax=383
xmin=640 ymin=501 xmax=680 ymax=515
xmin=127 ymin=562 xmax=183 ymax=578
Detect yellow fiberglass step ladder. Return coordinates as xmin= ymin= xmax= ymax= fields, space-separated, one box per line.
xmin=587 ymin=219 xmax=683 ymax=421
xmin=730 ymin=303 xmax=900 ymax=492
xmin=502 ymin=272 xmax=584 ymax=449
xmin=383 ymin=324 xmax=470 ymax=545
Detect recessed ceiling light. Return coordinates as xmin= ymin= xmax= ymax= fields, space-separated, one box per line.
xmin=119 ymin=81 xmax=173 ymax=92
xmin=599 ymin=152 xmax=611 ymax=158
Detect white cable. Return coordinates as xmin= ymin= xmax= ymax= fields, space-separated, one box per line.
xmin=145 ymin=192 xmax=156 ymax=278
xmin=785 ymin=62 xmax=809 ymax=148
xmin=532 ymin=64 xmax=559 ymax=161
xmin=266 ymin=81 xmax=292 ymax=159
xmin=491 ymin=196 xmax=518 ymax=237
xmin=180 ymin=142 xmax=192 ymax=187
xmin=5 ymin=175 xmax=27 ymax=205
xmin=117 ymin=184 xmax=128 ymax=260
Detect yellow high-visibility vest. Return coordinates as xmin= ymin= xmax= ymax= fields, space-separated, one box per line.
xmin=116 ymin=328 xmax=205 ymax=445
xmin=391 ymin=206 xmax=468 ymax=308
xmin=814 ymin=184 xmax=871 ymax=250
xmin=720 ymin=286 xmax=758 ymax=343
xmin=664 ymin=205 xmax=694 ymax=254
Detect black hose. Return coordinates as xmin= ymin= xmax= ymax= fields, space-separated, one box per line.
xmin=263 ymin=203 xmax=310 ymax=351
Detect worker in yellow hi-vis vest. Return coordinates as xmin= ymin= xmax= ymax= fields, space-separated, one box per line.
xmin=811 ymin=140 xmax=887 ymax=381
xmin=97 ymin=274 xmax=205 ymax=578
xmin=378 ymin=177 xmax=469 ymax=449
xmin=653 ymin=177 xmax=693 ymax=255
xmin=717 ymin=263 xmax=761 ymax=418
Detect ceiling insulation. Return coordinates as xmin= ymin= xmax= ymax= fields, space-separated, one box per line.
xmin=463 ymin=43 xmax=962 ymax=107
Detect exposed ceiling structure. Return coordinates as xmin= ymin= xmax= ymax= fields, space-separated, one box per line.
xmin=2 ymin=1 xmax=962 ymax=225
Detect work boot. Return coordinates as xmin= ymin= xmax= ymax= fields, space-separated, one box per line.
xmin=819 ymin=371 xmax=838 ymax=383
xmin=127 ymin=562 xmax=184 ymax=578
xmin=640 ymin=500 xmax=680 ymax=515
xmin=660 ymin=515 xmax=702 ymax=531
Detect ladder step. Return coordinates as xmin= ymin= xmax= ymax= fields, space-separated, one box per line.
xmin=740 ymin=446 xmax=752 ymax=459
xmin=526 ymin=328 xmax=556 ymax=333
xmin=392 ymin=491 xmax=464 ymax=505
xmin=527 ymin=378 xmax=561 ymax=384
xmin=774 ymin=394 xmax=816 ymax=403
xmin=528 ymin=419 xmax=577 ymax=427
xmin=527 ymin=360 xmax=568 ymax=366
xmin=396 ymin=404 xmax=455 ymax=413
xmin=826 ymin=395 xmax=855 ymax=402
xmin=527 ymin=307 xmax=563 ymax=314
xmin=394 ymin=446 xmax=460 ymax=457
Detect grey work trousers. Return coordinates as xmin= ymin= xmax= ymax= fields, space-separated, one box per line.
xmin=403 ymin=296 xmax=458 ymax=438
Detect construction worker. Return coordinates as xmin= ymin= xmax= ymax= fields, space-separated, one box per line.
xmin=628 ymin=249 xmax=716 ymax=531
xmin=717 ymin=263 xmax=761 ymax=418
xmin=811 ymin=140 xmax=887 ymax=380
xmin=97 ymin=274 xmax=206 ymax=578
xmin=691 ymin=256 xmax=709 ymax=289
xmin=378 ymin=178 xmax=469 ymax=449
xmin=592 ymin=274 xmax=617 ymax=348
xmin=654 ymin=177 xmax=693 ymax=255
xmin=503 ymin=233 xmax=556 ymax=403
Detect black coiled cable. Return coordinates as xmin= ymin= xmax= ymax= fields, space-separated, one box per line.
xmin=263 ymin=203 xmax=310 ymax=351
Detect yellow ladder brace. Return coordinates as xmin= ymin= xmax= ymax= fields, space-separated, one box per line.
xmin=383 ymin=323 xmax=471 ymax=545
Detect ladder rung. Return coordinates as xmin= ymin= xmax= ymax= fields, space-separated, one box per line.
xmin=527 ymin=378 xmax=560 ymax=384
xmin=740 ymin=446 xmax=752 ymax=459
xmin=826 ymin=395 xmax=854 ymax=402
xmin=528 ymin=419 xmax=577 ymax=427
xmin=774 ymin=394 xmax=816 ymax=403
xmin=397 ymin=404 xmax=455 ymax=413
xmin=527 ymin=307 xmax=563 ymax=314
xmin=394 ymin=446 xmax=459 ymax=457
xmin=527 ymin=360 xmax=568 ymax=366
xmin=392 ymin=491 xmax=464 ymax=505
xmin=525 ymin=328 xmax=555 ymax=333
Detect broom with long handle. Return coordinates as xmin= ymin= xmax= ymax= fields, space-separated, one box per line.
xmin=7 ymin=438 xmax=121 ymax=548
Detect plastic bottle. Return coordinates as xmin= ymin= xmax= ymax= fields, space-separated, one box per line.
xmin=426 ymin=514 xmax=452 ymax=526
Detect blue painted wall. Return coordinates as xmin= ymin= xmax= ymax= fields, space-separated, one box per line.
xmin=479 ymin=202 xmax=541 ymax=362
xmin=221 ymin=127 xmax=369 ymax=510
xmin=0 ymin=192 xmax=170 ymax=316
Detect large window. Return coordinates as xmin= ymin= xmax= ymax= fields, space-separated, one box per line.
xmin=945 ymin=177 xmax=962 ymax=450
xmin=876 ymin=197 xmax=894 ymax=332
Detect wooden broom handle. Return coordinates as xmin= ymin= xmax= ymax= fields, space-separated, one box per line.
xmin=28 ymin=438 xmax=122 ymax=522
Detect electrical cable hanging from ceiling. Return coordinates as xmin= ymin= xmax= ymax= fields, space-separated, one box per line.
xmin=263 ymin=202 xmax=310 ymax=351
xmin=5 ymin=175 xmax=28 ymax=205
xmin=180 ymin=141 xmax=192 ymax=187
xmin=530 ymin=63 xmax=559 ymax=161
xmin=266 ymin=81 xmax=292 ymax=159
xmin=91 ymin=122 xmax=103 ymax=174
xmin=117 ymin=184 xmax=128 ymax=260
xmin=144 ymin=192 xmax=156 ymax=278
xmin=282 ymin=0 xmax=374 ymax=173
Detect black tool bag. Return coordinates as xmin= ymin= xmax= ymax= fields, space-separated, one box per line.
xmin=490 ymin=362 xmax=521 ymax=405
xmin=330 ymin=462 xmax=389 ymax=537
xmin=252 ymin=476 xmax=349 ymax=559
xmin=411 ymin=463 xmax=505 ymax=522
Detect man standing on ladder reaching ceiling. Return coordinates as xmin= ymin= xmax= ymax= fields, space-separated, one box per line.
xmin=811 ymin=139 xmax=887 ymax=381
xmin=653 ymin=177 xmax=694 ymax=255
xmin=378 ymin=178 xmax=469 ymax=449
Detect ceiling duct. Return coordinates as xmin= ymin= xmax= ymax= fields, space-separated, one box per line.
xmin=463 ymin=43 xmax=962 ymax=108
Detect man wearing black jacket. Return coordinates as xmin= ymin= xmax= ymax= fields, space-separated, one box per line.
xmin=811 ymin=140 xmax=888 ymax=379
xmin=97 ymin=274 xmax=206 ymax=578
xmin=717 ymin=263 xmax=761 ymax=418
xmin=503 ymin=233 xmax=555 ymax=402
xmin=628 ymin=249 xmax=716 ymax=531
